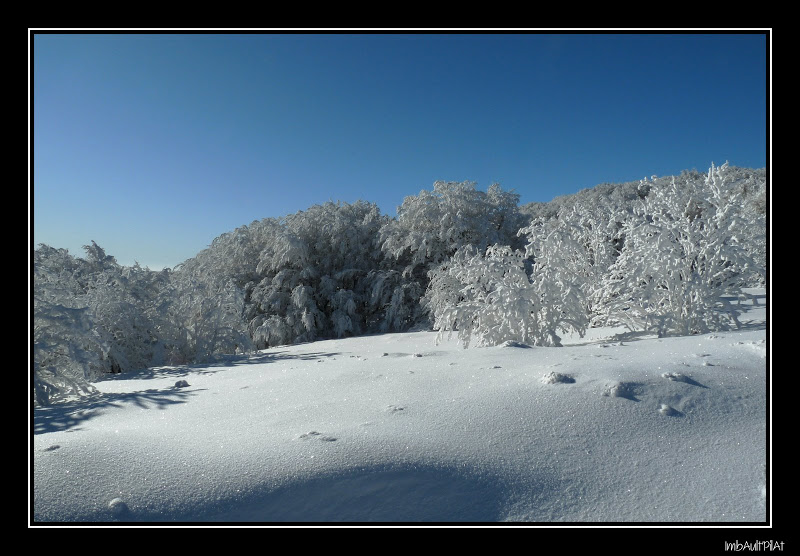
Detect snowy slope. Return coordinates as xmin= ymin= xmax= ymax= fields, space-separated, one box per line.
xmin=32 ymin=290 xmax=768 ymax=524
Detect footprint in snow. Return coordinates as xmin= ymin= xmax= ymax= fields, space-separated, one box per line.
xmin=41 ymin=444 xmax=61 ymax=452
xmin=387 ymin=405 xmax=406 ymax=413
xmin=299 ymin=431 xmax=337 ymax=442
xmin=661 ymin=372 xmax=707 ymax=387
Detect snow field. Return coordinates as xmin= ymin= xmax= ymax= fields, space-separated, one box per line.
xmin=33 ymin=295 xmax=767 ymax=523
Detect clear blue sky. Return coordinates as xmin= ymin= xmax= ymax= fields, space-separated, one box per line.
xmin=32 ymin=32 xmax=769 ymax=269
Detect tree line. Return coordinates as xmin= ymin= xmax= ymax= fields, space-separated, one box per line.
xmin=33 ymin=163 xmax=767 ymax=405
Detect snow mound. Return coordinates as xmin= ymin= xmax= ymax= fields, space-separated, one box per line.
xmin=658 ymin=404 xmax=681 ymax=417
xmin=602 ymin=381 xmax=638 ymax=400
xmin=541 ymin=371 xmax=576 ymax=384
xmin=108 ymin=498 xmax=129 ymax=519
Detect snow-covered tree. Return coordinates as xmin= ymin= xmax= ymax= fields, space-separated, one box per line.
xmin=33 ymin=242 xmax=178 ymax=404
xmin=32 ymin=163 xmax=766 ymax=405
xmin=595 ymin=163 xmax=764 ymax=336
xmin=33 ymin=244 xmax=113 ymax=404
xmin=33 ymin=298 xmax=105 ymax=405
xmin=519 ymin=201 xmax=624 ymax=327
xmin=380 ymin=181 xmax=527 ymax=279
xmin=363 ymin=269 xmax=426 ymax=333
xmin=246 ymin=201 xmax=390 ymax=347
xmin=377 ymin=181 xmax=528 ymax=330
xmin=427 ymin=243 xmax=587 ymax=348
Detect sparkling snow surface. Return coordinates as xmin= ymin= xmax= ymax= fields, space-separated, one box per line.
xmin=32 ymin=291 xmax=768 ymax=523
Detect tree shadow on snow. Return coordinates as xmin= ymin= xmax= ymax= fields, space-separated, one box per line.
xmin=564 ymin=330 xmax=656 ymax=348
xmin=99 ymin=350 xmax=343 ymax=382
xmin=735 ymin=318 xmax=767 ymax=332
xmin=33 ymin=387 xmax=199 ymax=435
xmin=217 ymin=350 xmax=343 ymax=367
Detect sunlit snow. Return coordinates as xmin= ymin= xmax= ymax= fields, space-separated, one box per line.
xmin=32 ymin=290 xmax=768 ymax=524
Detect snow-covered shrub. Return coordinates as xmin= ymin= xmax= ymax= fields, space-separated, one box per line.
xmin=519 ymin=201 xmax=624 ymax=327
xmin=34 ymin=242 xmax=184 ymax=403
xmin=427 ymin=243 xmax=587 ymax=348
xmin=33 ymin=299 xmax=104 ymax=405
xmin=33 ymin=244 xmax=112 ymax=404
xmin=595 ymin=163 xmax=764 ymax=336
xmin=167 ymin=274 xmax=252 ymax=362
xmin=84 ymin=262 xmax=174 ymax=372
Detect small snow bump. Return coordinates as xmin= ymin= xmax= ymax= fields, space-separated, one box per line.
xmin=602 ymin=381 xmax=637 ymax=399
xmin=541 ymin=372 xmax=576 ymax=385
xmin=658 ymin=404 xmax=680 ymax=417
xmin=108 ymin=498 xmax=129 ymax=518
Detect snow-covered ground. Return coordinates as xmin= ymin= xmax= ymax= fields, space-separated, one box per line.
xmin=32 ymin=290 xmax=768 ymax=525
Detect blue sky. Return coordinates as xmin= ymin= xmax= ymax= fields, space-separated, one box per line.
xmin=32 ymin=32 xmax=768 ymax=269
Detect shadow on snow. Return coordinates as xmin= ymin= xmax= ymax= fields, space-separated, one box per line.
xmin=95 ymin=350 xmax=343 ymax=382
xmin=33 ymin=387 xmax=200 ymax=435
